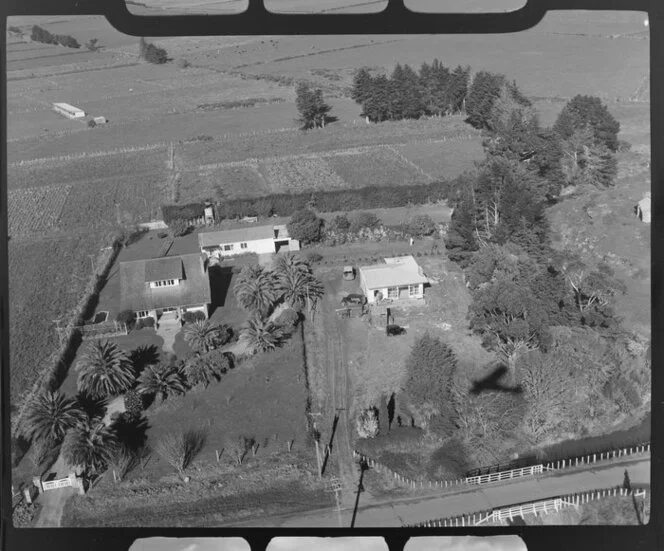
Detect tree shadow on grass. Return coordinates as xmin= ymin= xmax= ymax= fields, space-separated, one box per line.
xmin=112 ymin=413 xmax=150 ymax=453
xmin=129 ymin=344 xmax=161 ymax=379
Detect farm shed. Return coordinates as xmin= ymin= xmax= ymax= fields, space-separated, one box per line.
xmin=359 ymin=255 xmax=429 ymax=304
xmin=119 ymin=253 xmax=211 ymax=324
xmin=52 ymin=102 xmax=86 ymax=119
xmin=93 ymin=116 xmax=108 ymax=125
xmin=198 ymin=224 xmax=300 ymax=259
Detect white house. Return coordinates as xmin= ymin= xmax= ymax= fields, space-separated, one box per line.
xmin=359 ymin=255 xmax=429 ymax=304
xmin=198 ymin=224 xmax=300 ymax=259
xmin=52 ymin=102 xmax=86 ymax=119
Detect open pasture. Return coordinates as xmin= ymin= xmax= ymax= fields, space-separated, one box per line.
xmin=396 ymin=138 xmax=484 ymax=180
xmin=8 ymin=233 xmax=107 ymax=403
xmin=8 ymin=185 xmax=71 ymax=237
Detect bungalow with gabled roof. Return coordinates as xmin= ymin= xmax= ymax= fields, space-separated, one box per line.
xmin=198 ymin=224 xmax=300 ymax=259
xmin=359 ymin=255 xmax=429 ymax=304
xmin=119 ymin=252 xmax=211 ymax=324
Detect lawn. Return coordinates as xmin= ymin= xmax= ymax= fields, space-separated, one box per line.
xmin=61 ymin=328 xmax=322 ymax=527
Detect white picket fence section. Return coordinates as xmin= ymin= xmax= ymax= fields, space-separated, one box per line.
xmin=412 ymin=486 xmax=649 ymax=527
xmin=544 ymin=443 xmax=650 ymax=472
xmin=42 ymin=477 xmax=73 ymax=491
xmin=466 ymin=464 xmax=543 ymax=485
xmin=354 ymin=441 xmax=650 ymax=493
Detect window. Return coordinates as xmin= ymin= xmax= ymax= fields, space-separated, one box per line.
xmin=240 ymin=242 xmax=248 ymax=249
xmin=387 ymin=287 xmax=398 ymax=299
xmin=223 ymin=244 xmax=234 ymax=251
xmin=150 ymin=279 xmax=178 ymax=288
xmin=408 ymin=284 xmax=420 ymax=297
xmin=136 ymin=310 xmax=149 ymax=318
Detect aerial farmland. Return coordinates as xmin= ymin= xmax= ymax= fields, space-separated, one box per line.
xmin=6 ymin=7 xmax=651 ymax=530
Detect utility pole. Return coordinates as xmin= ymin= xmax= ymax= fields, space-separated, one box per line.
xmin=53 ymin=319 xmax=65 ymax=348
xmin=87 ymin=254 xmax=96 ymax=274
xmin=325 ymin=476 xmax=344 ymax=527
xmin=307 ymin=411 xmax=323 ymax=479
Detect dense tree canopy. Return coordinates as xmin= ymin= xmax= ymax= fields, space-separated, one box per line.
xmin=295 ymin=82 xmax=333 ymax=130
xmin=465 ymin=71 xmax=531 ymax=131
xmin=287 ymin=208 xmax=324 ymax=244
xmin=350 ymin=60 xmax=469 ymax=123
xmin=553 ymin=95 xmax=620 ymax=152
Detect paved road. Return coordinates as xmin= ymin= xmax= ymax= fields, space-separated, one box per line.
xmin=221 ymin=455 xmax=649 ymax=527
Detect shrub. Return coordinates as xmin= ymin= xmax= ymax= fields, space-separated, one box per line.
xmin=123 ymin=389 xmax=143 ymax=417
xmin=176 ymin=58 xmax=190 ymax=69
xmin=156 ymin=429 xmax=206 ymax=480
xmin=8 ymin=26 xmax=22 ymax=34
xmin=287 ymin=208 xmax=324 ymax=244
xmin=182 ymin=311 xmax=206 ymax=324
xmin=139 ymin=37 xmax=168 ymax=65
xmin=85 ymin=38 xmax=99 ymax=51
xmin=142 ymin=317 xmax=155 ymax=328
xmin=116 ymin=310 xmax=135 ymax=325
xmin=329 ymin=214 xmax=351 ymax=232
xmin=356 ymin=407 xmax=380 ymax=439
xmin=350 ymin=211 xmax=381 ymax=233
xmin=168 ymin=218 xmax=191 ymax=237
xmin=408 ymin=214 xmax=436 ymax=236
xmin=275 ymin=308 xmax=300 ymax=330
xmin=11 ymin=435 xmax=31 ymax=467
xmin=305 ymin=251 xmax=323 ymax=264
xmin=54 ymin=34 xmax=80 ymax=49
xmin=87 ymin=119 xmax=97 ymax=128
xmin=30 ymin=25 xmax=55 ymax=44
xmin=135 ymin=319 xmax=144 ymax=330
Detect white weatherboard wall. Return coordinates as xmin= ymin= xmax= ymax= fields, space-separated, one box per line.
xmin=204 ymin=237 xmax=276 ymax=257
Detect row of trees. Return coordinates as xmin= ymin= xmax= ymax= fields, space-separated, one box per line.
xmin=351 ymin=61 xmax=470 ymax=122
xmin=30 ymin=25 xmax=80 ymax=49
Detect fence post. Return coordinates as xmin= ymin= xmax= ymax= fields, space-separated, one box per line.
xmin=576 ymin=458 xmax=578 ymax=466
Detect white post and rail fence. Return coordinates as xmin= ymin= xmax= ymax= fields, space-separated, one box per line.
xmin=409 ymin=485 xmax=649 ymax=527
xmin=353 ymin=441 xmax=650 ymax=492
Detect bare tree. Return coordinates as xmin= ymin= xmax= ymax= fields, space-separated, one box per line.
xmin=156 ymin=430 xmax=206 ymax=479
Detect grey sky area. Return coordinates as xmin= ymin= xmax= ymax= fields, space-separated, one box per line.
xmin=129 ymin=538 xmax=250 ymax=551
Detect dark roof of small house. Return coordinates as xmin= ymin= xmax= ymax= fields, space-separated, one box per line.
xmin=120 ymin=253 xmax=211 ymax=312
xmin=144 ymin=257 xmax=183 ymax=283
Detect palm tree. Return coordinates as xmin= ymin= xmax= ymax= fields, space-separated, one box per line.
xmin=137 ymin=361 xmax=186 ymax=403
xmin=75 ymin=340 xmax=135 ymax=399
xmin=233 ymin=265 xmax=278 ymax=316
xmin=273 ymin=253 xmax=310 ymax=276
xmin=184 ymin=350 xmax=231 ymax=388
xmin=62 ymin=417 xmax=119 ymax=477
xmin=183 ymin=320 xmax=227 ymax=354
xmin=24 ymin=391 xmax=85 ymax=444
xmin=239 ymin=315 xmax=285 ymax=354
xmin=277 ymin=267 xmax=325 ymax=311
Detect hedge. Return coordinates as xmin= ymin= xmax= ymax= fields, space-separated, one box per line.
xmin=161 ymin=203 xmax=207 ymax=224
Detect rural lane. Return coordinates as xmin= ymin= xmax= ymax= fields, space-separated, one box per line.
xmin=221 ymin=456 xmax=650 ymax=527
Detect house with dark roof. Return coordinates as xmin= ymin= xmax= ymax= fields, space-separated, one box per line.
xmin=119 ymin=252 xmax=212 ymax=324
xmin=359 ymin=255 xmax=429 ymax=304
xmin=198 ymin=224 xmax=300 ymax=259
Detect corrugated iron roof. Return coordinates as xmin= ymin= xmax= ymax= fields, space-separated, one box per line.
xmin=198 ymin=225 xmax=282 ymax=248
xmin=360 ymin=255 xmax=428 ymax=289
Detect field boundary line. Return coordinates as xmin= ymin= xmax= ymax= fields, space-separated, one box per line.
xmin=384 ymin=144 xmax=434 ymax=181
xmin=10 ymin=143 xmax=168 ymax=167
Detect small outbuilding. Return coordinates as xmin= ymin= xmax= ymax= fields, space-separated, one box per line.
xmin=635 ymin=192 xmax=651 ymax=224
xmin=52 ymin=102 xmax=86 ymax=119
xmin=359 ymin=255 xmax=429 ymax=304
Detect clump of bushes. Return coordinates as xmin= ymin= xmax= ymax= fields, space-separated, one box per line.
xmin=356 ymin=407 xmax=380 ymax=439
xmin=138 ymin=37 xmax=167 ymax=65
xmin=305 ymin=251 xmax=323 ymax=264
xmin=176 ymin=58 xmax=190 ymax=69
xmin=407 ymin=214 xmax=436 ymax=236
xmin=182 ymin=311 xmax=206 ymax=324
xmin=168 ymin=218 xmax=191 ymax=237
xmin=274 ymin=308 xmax=300 ymax=332
xmin=30 ymin=25 xmax=80 ymax=48
xmin=116 ymin=310 xmax=135 ymax=325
